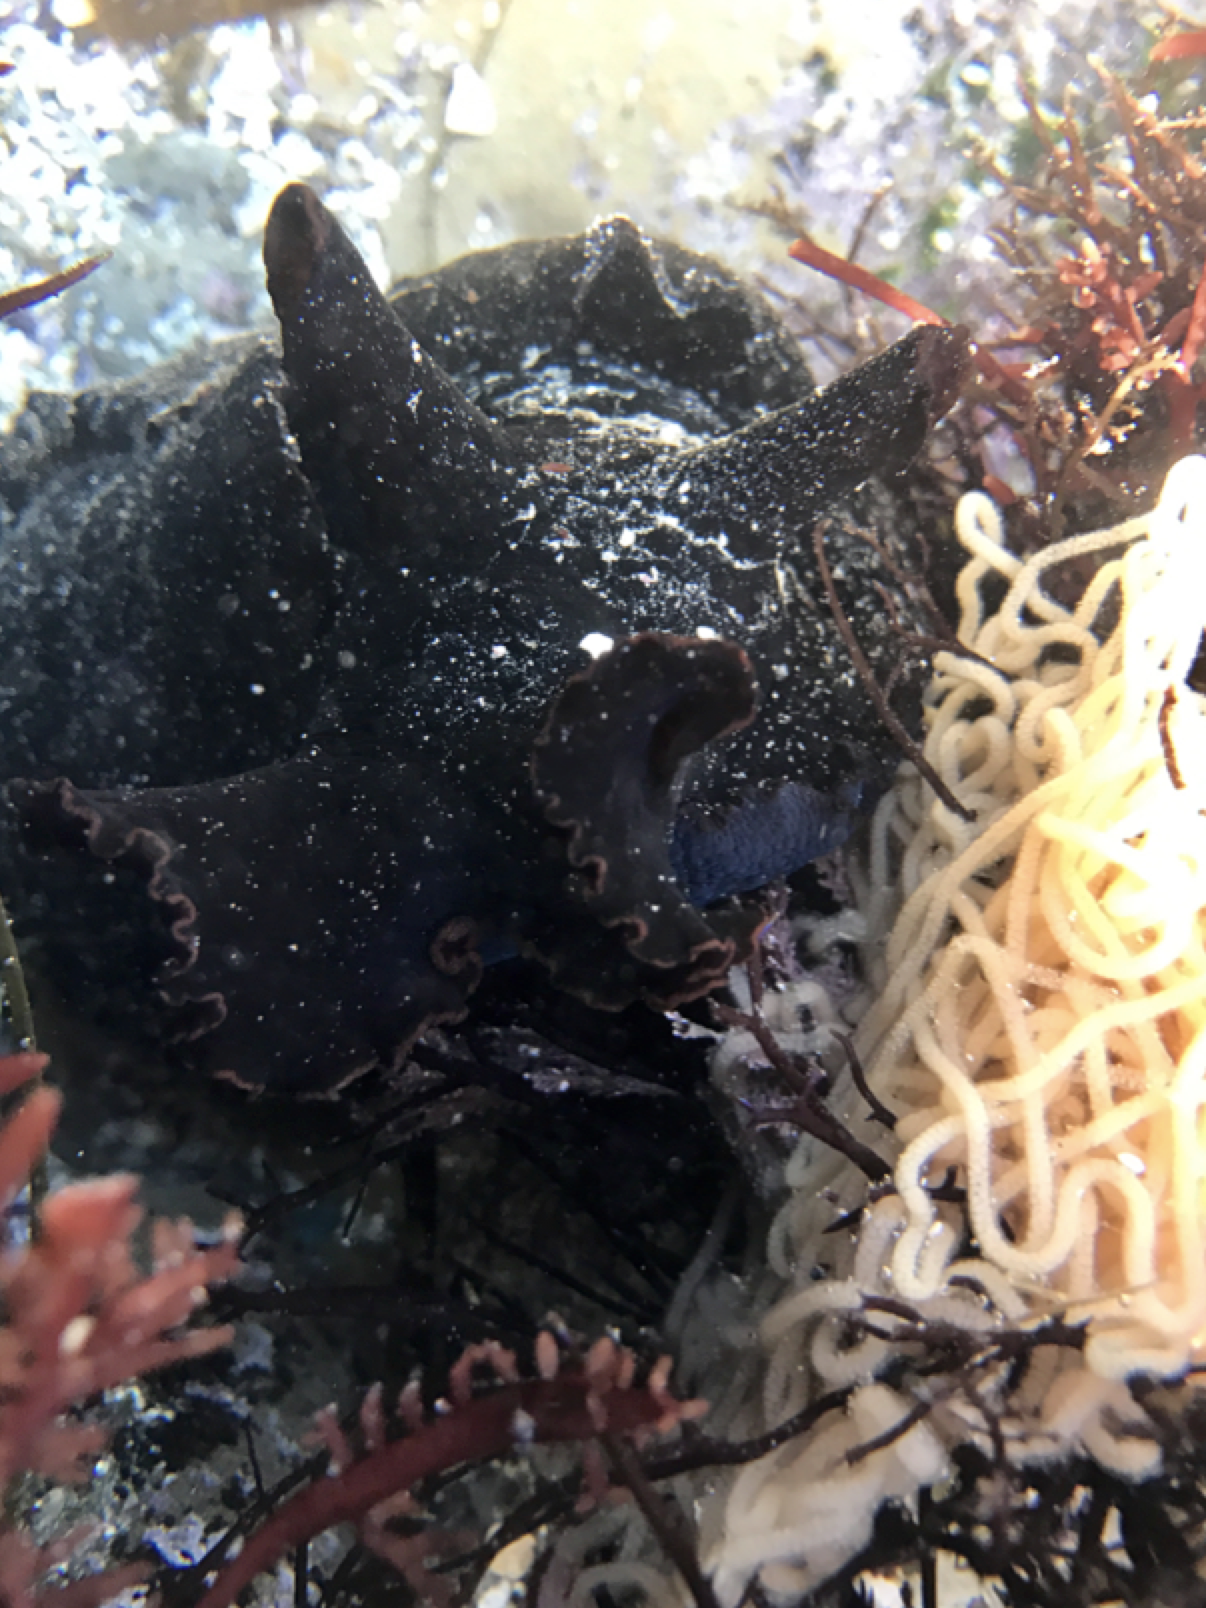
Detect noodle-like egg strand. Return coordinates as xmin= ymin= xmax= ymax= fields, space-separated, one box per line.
xmin=859 ymin=456 xmax=1206 ymax=1376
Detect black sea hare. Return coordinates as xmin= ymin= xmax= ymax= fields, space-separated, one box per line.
xmin=0 ymin=184 xmax=967 ymax=1094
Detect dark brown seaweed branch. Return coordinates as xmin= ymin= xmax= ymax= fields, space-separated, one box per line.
xmin=713 ymin=1001 xmax=891 ymax=1183
xmin=832 ymin=1030 xmax=896 ymax=1129
xmin=844 ymin=1399 xmax=933 ymax=1467
xmin=811 ymin=521 xmax=975 ymax=823
xmin=1159 ymin=684 xmax=1186 ymax=789
xmin=603 ymin=1432 xmax=721 ymax=1608
xmin=643 ymin=1386 xmax=856 ymax=1479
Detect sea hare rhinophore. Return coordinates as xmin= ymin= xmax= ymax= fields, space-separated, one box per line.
xmin=0 ymin=183 xmax=967 ymax=1094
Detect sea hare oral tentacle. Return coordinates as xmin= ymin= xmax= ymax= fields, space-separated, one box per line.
xmin=530 ymin=634 xmax=766 ymax=1005
xmin=686 ymin=325 xmax=970 ymax=552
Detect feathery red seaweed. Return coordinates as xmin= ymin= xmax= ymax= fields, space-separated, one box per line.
xmin=196 ymin=1337 xmax=705 ymax=1608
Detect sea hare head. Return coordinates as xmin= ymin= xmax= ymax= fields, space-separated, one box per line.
xmin=0 ymin=183 xmax=968 ymax=1094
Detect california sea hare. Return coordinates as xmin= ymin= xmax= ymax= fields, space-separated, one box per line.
xmin=0 ymin=184 xmax=966 ymax=1094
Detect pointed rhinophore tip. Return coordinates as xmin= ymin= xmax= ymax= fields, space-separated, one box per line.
xmin=912 ymin=322 xmax=973 ymax=424
xmin=687 ymin=320 xmax=973 ymax=552
xmin=263 ymin=182 xmax=331 ymax=319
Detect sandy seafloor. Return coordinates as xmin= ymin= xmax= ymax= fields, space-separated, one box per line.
xmin=0 ymin=2 xmax=1180 ymax=1606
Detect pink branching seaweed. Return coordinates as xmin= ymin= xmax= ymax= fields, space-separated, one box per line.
xmin=196 ymin=1336 xmax=706 ymax=1608
xmin=0 ymin=1050 xmax=239 ymax=1607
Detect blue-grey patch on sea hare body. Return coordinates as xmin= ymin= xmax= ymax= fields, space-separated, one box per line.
xmin=0 ymin=182 xmax=967 ymax=1095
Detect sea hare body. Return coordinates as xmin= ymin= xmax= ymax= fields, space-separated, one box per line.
xmin=0 ymin=185 xmax=967 ymax=1093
